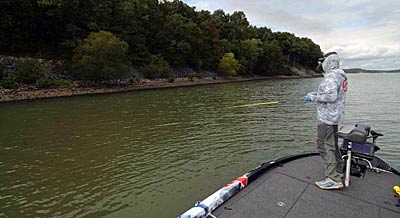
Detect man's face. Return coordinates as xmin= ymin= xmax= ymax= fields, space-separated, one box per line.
xmin=316 ymin=58 xmax=325 ymax=73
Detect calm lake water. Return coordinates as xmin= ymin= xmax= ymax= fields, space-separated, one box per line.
xmin=0 ymin=73 xmax=399 ymax=217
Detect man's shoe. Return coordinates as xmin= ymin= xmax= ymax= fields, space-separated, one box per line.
xmin=315 ymin=178 xmax=344 ymax=190
xmin=315 ymin=178 xmax=329 ymax=187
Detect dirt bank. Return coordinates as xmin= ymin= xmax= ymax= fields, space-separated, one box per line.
xmin=0 ymin=75 xmax=320 ymax=103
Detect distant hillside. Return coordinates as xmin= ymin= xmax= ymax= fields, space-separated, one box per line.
xmin=344 ymin=68 xmax=400 ymax=74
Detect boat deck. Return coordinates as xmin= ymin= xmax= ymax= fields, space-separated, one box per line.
xmin=212 ymin=155 xmax=400 ymax=218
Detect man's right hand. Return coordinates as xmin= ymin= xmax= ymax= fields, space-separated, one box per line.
xmin=304 ymin=92 xmax=317 ymax=102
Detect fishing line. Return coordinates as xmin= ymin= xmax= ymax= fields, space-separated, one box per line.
xmin=224 ymin=101 xmax=280 ymax=109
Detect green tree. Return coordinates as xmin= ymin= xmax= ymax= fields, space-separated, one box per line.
xmin=221 ymin=11 xmax=250 ymax=41
xmin=236 ymin=39 xmax=263 ymax=74
xmin=15 ymin=59 xmax=44 ymax=84
xmin=273 ymin=31 xmax=295 ymax=63
xmin=111 ymin=0 xmax=159 ymax=66
xmin=212 ymin=9 xmax=229 ymax=22
xmin=257 ymin=27 xmax=273 ymax=42
xmin=140 ymin=54 xmax=172 ymax=79
xmin=230 ymin=11 xmax=249 ymax=28
xmin=155 ymin=13 xmax=198 ymax=68
xmin=71 ymin=31 xmax=131 ymax=81
xmin=256 ymin=40 xmax=285 ymax=75
xmin=196 ymin=11 xmax=224 ymax=70
xmin=218 ymin=53 xmax=241 ymax=76
xmin=160 ymin=0 xmax=197 ymax=20
xmin=0 ymin=65 xmax=4 ymax=80
xmin=0 ymin=0 xmax=36 ymax=52
xmin=0 ymin=75 xmax=18 ymax=89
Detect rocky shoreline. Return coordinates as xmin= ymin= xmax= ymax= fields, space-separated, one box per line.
xmin=0 ymin=75 xmax=320 ymax=103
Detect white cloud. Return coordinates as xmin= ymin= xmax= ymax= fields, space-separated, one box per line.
xmin=184 ymin=0 xmax=400 ymax=70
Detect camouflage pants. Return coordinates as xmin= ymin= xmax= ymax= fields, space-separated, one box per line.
xmin=316 ymin=123 xmax=343 ymax=182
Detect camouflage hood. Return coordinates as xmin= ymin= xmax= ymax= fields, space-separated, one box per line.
xmin=322 ymin=52 xmax=340 ymax=73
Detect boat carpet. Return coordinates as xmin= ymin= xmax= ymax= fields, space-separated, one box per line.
xmin=212 ymin=155 xmax=400 ymax=218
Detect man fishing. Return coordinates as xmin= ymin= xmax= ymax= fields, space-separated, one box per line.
xmin=304 ymin=52 xmax=348 ymax=190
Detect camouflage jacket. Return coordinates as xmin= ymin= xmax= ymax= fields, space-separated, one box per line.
xmin=312 ymin=69 xmax=348 ymax=125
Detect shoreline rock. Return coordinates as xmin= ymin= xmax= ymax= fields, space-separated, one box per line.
xmin=0 ymin=75 xmax=321 ymax=103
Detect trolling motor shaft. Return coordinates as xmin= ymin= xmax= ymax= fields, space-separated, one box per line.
xmin=344 ymin=144 xmax=352 ymax=187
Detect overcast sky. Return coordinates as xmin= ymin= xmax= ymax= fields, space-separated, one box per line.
xmin=182 ymin=0 xmax=400 ymax=70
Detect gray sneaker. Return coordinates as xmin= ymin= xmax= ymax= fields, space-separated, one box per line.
xmin=315 ymin=178 xmax=344 ymax=190
xmin=315 ymin=178 xmax=329 ymax=187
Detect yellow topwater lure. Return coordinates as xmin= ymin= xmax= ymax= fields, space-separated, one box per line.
xmin=394 ymin=185 xmax=400 ymax=195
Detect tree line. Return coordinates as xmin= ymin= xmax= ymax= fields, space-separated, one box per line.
xmin=0 ymin=0 xmax=323 ymax=81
